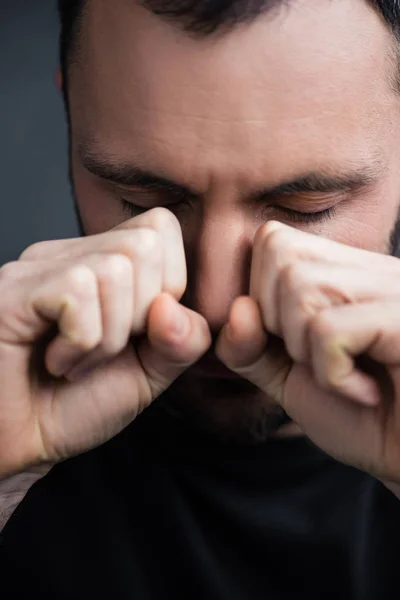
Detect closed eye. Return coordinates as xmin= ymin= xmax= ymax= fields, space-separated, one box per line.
xmin=275 ymin=205 xmax=337 ymax=224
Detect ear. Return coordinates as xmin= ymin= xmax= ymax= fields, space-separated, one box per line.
xmin=55 ymin=68 xmax=63 ymax=94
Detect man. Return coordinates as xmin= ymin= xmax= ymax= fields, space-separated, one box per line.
xmin=1 ymin=0 xmax=400 ymax=597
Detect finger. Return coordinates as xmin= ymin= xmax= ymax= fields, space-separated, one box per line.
xmin=21 ymin=208 xmax=187 ymax=300
xmin=308 ymin=301 xmax=400 ymax=406
xmin=215 ymin=296 xmax=267 ymax=369
xmin=19 ymin=233 xmax=170 ymax=379
xmin=39 ymin=239 xmax=162 ymax=380
xmin=0 ymin=261 xmax=62 ymax=346
xmin=65 ymin=235 xmax=162 ymax=378
xmin=249 ymin=221 xmax=284 ymax=324
xmin=31 ymin=264 xmax=103 ymax=377
xmin=252 ymin=222 xmax=310 ymax=335
xmin=282 ymin=363 xmax=383 ymax=473
xmin=0 ymin=253 xmax=135 ymax=379
xmin=122 ymin=228 xmax=163 ymax=333
xmin=65 ymin=253 xmax=134 ymax=380
xmin=46 ymin=296 xmax=211 ymax=461
xmin=0 ymin=260 xmax=64 ymax=342
xmin=278 ymin=262 xmax=332 ymax=364
xmin=313 ymin=345 xmax=381 ymax=407
xmin=137 ymin=293 xmax=212 ymax=397
xmin=278 ymin=262 xmax=400 ymax=364
xmin=116 ymin=208 xmax=187 ymax=299
xmin=215 ymin=296 xmax=290 ymax=402
xmin=0 ymin=259 xmax=76 ymax=293
xmin=250 ymin=221 xmax=400 ymax=335
xmin=58 ymin=230 xmax=163 ymax=335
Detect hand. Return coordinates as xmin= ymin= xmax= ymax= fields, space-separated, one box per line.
xmin=216 ymin=221 xmax=400 ymax=483
xmin=0 ymin=208 xmax=211 ymax=479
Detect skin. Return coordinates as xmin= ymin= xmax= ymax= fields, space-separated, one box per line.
xmin=0 ymin=206 xmax=211 ymax=478
xmin=66 ymin=0 xmax=400 ymax=442
xmin=1 ymin=0 xmax=400 ymax=498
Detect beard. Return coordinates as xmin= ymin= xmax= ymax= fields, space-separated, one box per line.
xmin=71 ymin=187 xmax=400 ymax=443
xmin=156 ymin=371 xmax=292 ymax=444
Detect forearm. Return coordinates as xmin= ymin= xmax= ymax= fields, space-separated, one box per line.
xmin=0 ymin=465 xmax=52 ymax=532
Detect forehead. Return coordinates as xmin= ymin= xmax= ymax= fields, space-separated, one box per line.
xmin=70 ymin=0 xmax=397 ymax=188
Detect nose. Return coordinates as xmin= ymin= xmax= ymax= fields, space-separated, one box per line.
xmin=183 ymin=210 xmax=253 ymax=335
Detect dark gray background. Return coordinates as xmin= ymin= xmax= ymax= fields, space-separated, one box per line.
xmin=0 ymin=0 xmax=78 ymax=266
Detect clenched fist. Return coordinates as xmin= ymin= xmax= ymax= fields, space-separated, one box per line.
xmin=216 ymin=221 xmax=400 ymax=484
xmin=0 ymin=208 xmax=211 ymax=479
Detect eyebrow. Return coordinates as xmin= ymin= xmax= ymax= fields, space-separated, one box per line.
xmin=81 ymin=149 xmax=194 ymax=198
xmin=260 ymin=168 xmax=379 ymax=199
xmin=80 ymin=146 xmax=381 ymax=201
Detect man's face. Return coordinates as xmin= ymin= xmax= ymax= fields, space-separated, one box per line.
xmin=67 ymin=0 xmax=400 ymax=441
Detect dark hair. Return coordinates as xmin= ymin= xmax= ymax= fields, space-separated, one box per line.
xmin=58 ymin=0 xmax=400 ymax=83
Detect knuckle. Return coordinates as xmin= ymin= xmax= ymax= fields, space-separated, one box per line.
xmin=309 ymin=311 xmax=336 ymax=344
xmin=148 ymin=206 xmax=180 ymax=232
xmin=256 ymin=220 xmax=281 ymax=242
xmin=98 ymin=253 xmax=133 ymax=281
xmin=281 ymin=263 xmax=305 ymax=293
xmin=63 ymin=314 xmax=102 ymax=351
xmin=263 ymin=226 xmax=285 ymax=251
xmin=64 ymin=265 xmax=98 ymax=299
xmin=263 ymin=228 xmax=296 ymax=264
xmin=297 ymin=293 xmax=322 ymax=320
xmin=254 ymin=222 xmax=273 ymax=249
xmin=120 ymin=228 xmax=162 ymax=261
xmin=19 ymin=241 xmax=50 ymax=261
xmin=0 ymin=261 xmax=25 ymax=283
xmin=282 ymin=264 xmax=329 ymax=317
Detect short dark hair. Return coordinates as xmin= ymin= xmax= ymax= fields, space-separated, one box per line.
xmin=58 ymin=0 xmax=400 ymax=85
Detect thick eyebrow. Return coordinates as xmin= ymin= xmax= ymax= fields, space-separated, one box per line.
xmin=80 ymin=146 xmax=381 ymax=201
xmin=255 ymin=167 xmax=380 ymax=200
xmin=80 ymin=149 xmax=195 ymax=198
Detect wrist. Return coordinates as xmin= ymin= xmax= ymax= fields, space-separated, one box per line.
xmin=0 ymin=463 xmax=53 ymax=493
xmin=0 ymin=464 xmax=53 ymax=531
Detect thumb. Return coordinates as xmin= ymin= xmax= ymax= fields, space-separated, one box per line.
xmin=215 ymin=296 xmax=291 ymax=405
xmin=137 ymin=293 xmax=211 ymax=398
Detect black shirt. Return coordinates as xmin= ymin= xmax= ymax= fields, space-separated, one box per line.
xmin=1 ymin=404 xmax=399 ymax=599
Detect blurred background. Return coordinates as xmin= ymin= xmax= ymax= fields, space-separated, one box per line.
xmin=0 ymin=0 xmax=79 ymax=265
